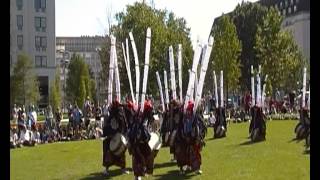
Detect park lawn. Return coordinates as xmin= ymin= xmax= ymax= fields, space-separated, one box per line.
xmin=10 ymin=120 xmax=309 ymax=180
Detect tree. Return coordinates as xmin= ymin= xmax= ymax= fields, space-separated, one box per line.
xmin=210 ymin=15 xmax=242 ymax=102
xmin=254 ymin=8 xmax=304 ymax=95
xmin=49 ymin=68 xmax=61 ymax=111
xmin=232 ymin=2 xmax=268 ymax=91
xmin=10 ymin=53 xmax=40 ymax=107
xmin=99 ymin=2 xmax=193 ymax=98
xmin=66 ymin=54 xmax=92 ymax=106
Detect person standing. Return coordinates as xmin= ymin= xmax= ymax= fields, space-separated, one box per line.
xmin=55 ymin=107 xmax=63 ymax=138
xmin=12 ymin=104 xmax=18 ymax=124
xmin=45 ymin=106 xmax=54 ymax=131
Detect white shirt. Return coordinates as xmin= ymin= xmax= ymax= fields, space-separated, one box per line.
xmin=31 ymin=111 xmax=37 ymax=123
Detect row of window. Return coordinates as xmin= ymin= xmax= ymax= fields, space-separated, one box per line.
xmin=16 ymin=15 xmax=46 ymax=32
xmin=16 ymin=35 xmax=47 ymax=51
xmin=16 ymin=0 xmax=46 ymax=12
xmin=278 ymin=0 xmax=299 ymax=9
xmin=279 ymin=5 xmax=298 ymax=16
xmin=35 ymin=56 xmax=47 ymax=67
xmin=10 ymin=55 xmax=47 ymax=68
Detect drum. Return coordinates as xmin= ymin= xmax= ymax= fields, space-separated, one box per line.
xmin=148 ymin=132 xmax=162 ymax=151
xmin=109 ymin=133 xmax=127 ymax=156
xmin=215 ymin=125 xmax=226 ymax=138
xmin=169 ymin=130 xmax=177 ymax=146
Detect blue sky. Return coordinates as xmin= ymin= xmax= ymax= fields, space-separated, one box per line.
xmin=56 ymin=0 xmax=258 ymax=47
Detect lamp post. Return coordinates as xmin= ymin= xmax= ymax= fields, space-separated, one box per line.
xmin=95 ymin=47 xmax=101 ymax=104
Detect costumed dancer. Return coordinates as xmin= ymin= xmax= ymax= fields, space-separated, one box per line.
xmin=249 ymin=66 xmax=267 ymax=142
xmin=294 ymin=68 xmax=310 ymax=150
xmin=127 ymin=28 xmax=161 ymax=180
xmin=213 ymin=71 xmax=227 ymax=138
xmin=102 ymin=35 xmax=129 ymax=176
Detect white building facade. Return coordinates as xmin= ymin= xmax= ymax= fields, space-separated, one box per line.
xmin=10 ymin=0 xmax=56 ymax=108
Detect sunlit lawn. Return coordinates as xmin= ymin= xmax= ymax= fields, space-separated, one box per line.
xmin=10 ymin=120 xmax=309 ymax=180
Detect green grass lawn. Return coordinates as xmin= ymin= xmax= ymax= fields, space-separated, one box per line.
xmin=10 ymin=120 xmax=309 ymax=180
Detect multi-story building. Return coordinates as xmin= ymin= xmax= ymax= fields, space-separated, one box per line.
xmin=56 ymin=36 xmax=107 ymax=103
xmin=260 ymin=0 xmax=310 ymax=61
xmin=211 ymin=0 xmax=310 ymax=62
xmin=10 ymin=0 xmax=56 ymax=108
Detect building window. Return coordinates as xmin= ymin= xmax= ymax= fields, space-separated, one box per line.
xmin=17 ymin=35 xmax=23 ymax=50
xmin=41 ymin=37 xmax=47 ymax=50
xmin=285 ymin=0 xmax=288 ymax=7
xmin=17 ymin=15 xmax=23 ymax=30
xmin=291 ymin=0 xmax=294 ymax=5
xmin=288 ymin=7 xmax=291 ymax=14
xmin=35 ymin=36 xmax=41 ymax=50
xmin=35 ymin=56 xmax=47 ymax=67
xmin=35 ymin=0 xmax=46 ymax=12
xmin=16 ymin=0 xmax=23 ymax=10
xmin=35 ymin=36 xmax=47 ymax=51
xmin=280 ymin=2 xmax=283 ymax=8
xmin=282 ymin=9 xmax=286 ymax=16
xmin=296 ymin=0 xmax=299 ymax=4
xmin=35 ymin=17 xmax=46 ymax=32
xmin=294 ymin=5 xmax=297 ymax=12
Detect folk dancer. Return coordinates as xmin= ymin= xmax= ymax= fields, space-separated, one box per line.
xmin=102 ymin=100 xmax=129 ymax=176
xmin=128 ymin=100 xmax=157 ymax=180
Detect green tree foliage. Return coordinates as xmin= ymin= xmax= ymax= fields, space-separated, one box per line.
xmin=232 ymin=2 xmax=268 ymax=91
xmin=99 ymin=2 xmax=193 ymax=97
xmin=210 ymin=15 xmax=242 ymax=100
xmin=66 ymin=54 xmax=92 ymax=106
xmin=254 ymin=8 xmax=304 ymax=95
xmin=10 ymin=54 xmax=40 ymax=107
xmin=49 ymin=68 xmax=61 ymax=111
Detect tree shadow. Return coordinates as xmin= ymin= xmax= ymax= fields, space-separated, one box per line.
xmin=153 ymin=170 xmax=197 ymax=180
xmin=154 ymin=161 xmax=176 ymax=170
xmin=79 ymin=168 xmax=132 ymax=180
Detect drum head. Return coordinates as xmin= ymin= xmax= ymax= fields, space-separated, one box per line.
xmin=110 ymin=133 xmax=121 ymax=151
xmin=148 ymin=132 xmax=161 ymax=150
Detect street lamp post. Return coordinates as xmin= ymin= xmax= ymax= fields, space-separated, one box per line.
xmin=96 ymin=47 xmax=101 ymax=104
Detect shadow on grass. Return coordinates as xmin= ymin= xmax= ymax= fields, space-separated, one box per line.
xmin=79 ymin=168 xmax=132 ymax=180
xmin=239 ymin=139 xmax=265 ymax=146
xmin=206 ymin=136 xmax=226 ymax=141
xmin=153 ymin=170 xmax=197 ymax=180
xmin=154 ymin=161 xmax=176 ymax=169
xmin=303 ymin=149 xmax=310 ymax=155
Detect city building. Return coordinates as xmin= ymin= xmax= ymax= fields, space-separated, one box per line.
xmin=211 ymin=0 xmax=310 ymax=62
xmin=10 ymin=0 xmax=56 ymax=108
xmin=56 ymin=36 xmax=107 ymax=103
xmin=260 ymin=0 xmax=310 ymax=61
